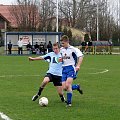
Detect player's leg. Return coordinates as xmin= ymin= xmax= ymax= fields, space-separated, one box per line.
xmin=62 ymin=81 xmax=66 ymax=91
xmin=56 ymin=86 xmax=66 ymax=102
xmin=61 ymin=69 xmax=67 ymax=91
xmin=53 ymin=75 xmax=66 ymax=102
xmin=65 ymin=77 xmax=73 ymax=106
xmin=32 ymin=77 xmax=50 ymax=101
xmin=61 ymin=66 xmax=74 ymax=106
xmin=37 ymin=77 xmax=50 ymax=95
xmin=72 ymin=71 xmax=83 ymax=94
xmin=72 ymin=84 xmax=83 ymax=94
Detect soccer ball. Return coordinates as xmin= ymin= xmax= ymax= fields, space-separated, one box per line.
xmin=39 ymin=97 xmax=48 ymax=107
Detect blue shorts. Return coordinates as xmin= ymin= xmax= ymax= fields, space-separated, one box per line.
xmin=62 ymin=65 xmax=76 ymax=82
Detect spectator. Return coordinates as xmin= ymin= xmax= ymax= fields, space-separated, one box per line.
xmin=47 ymin=41 xmax=52 ymax=53
xmin=8 ymin=41 xmax=12 ymax=54
xmin=87 ymin=40 xmax=93 ymax=52
xmin=39 ymin=42 xmax=44 ymax=54
xmin=34 ymin=42 xmax=39 ymax=54
xmin=43 ymin=42 xmax=47 ymax=55
xmin=81 ymin=41 xmax=87 ymax=53
xmin=17 ymin=38 xmax=23 ymax=55
xmin=34 ymin=42 xmax=39 ymax=49
xmin=26 ymin=41 xmax=32 ymax=54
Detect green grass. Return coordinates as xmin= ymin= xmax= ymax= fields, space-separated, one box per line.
xmin=0 ymin=55 xmax=120 ymax=120
xmin=0 ymin=47 xmax=4 ymax=55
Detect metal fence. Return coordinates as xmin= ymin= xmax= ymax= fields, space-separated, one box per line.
xmin=80 ymin=46 xmax=120 ymax=55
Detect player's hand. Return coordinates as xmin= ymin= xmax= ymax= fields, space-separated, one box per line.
xmin=76 ymin=66 xmax=80 ymax=71
xmin=58 ymin=57 xmax=63 ymax=62
xmin=29 ymin=57 xmax=34 ymax=61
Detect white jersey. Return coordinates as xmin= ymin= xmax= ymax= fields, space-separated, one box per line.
xmin=60 ymin=46 xmax=83 ymax=66
xmin=17 ymin=40 xmax=23 ymax=47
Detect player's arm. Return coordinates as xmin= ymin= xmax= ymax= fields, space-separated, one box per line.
xmin=74 ymin=47 xmax=84 ymax=71
xmin=29 ymin=53 xmax=51 ymax=62
xmin=76 ymin=56 xmax=83 ymax=71
xmin=29 ymin=56 xmax=44 ymax=61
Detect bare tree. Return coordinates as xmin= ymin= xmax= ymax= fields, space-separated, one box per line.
xmin=8 ymin=0 xmax=120 ymax=44
xmin=58 ymin=0 xmax=118 ymax=41
xmin=38 ymin=0 xmax=56 ymax=31
xmin=9 ymin=0 xmax=40 ymax=31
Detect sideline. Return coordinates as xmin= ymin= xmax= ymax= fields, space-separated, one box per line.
xmin=0 ymin=112 xmax=12 ymax=120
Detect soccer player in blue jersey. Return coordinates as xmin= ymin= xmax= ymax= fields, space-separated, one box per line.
xmin=60 ymin=35 xmax=84 ymax=107
xmin=29 ymin=43 xmax=65 ymax=102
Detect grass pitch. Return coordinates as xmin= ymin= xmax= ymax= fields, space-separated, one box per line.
xmin=0 ymin=55 xmax=120 ymax=120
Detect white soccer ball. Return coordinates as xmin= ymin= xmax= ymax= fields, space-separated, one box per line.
xmin=39 ymin=97 xmax=48 ymax=107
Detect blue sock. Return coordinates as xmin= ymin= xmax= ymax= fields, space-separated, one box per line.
xmin=72 ymin=84 xmax=79 ymax=90
xmin=67 ymin=92 xmax=72 ymax=104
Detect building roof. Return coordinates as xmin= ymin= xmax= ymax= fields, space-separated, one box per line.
xmin=0 ymin=4 xmax=41 ymax=29
xmin=6 ymin=31 xmax=63 ymax=35
xmin=0 ymin=13 xmax=9 ymax=23
xmin=0 ymin=4 xmax=17 ymax=28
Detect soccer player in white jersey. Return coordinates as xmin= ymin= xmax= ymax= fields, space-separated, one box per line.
xmin=29 ymin=43 xmax=65 ymax=102
xmin=60 ymin=35 xmax=83 ymax=107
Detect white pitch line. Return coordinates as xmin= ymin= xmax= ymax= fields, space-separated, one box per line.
xmin=89 ymin=69 xmax=109 ymax=74
xmin=0 ymin=74 xmax=40 ymax=78
xmin=0 ymin=112 xmax=12 ymax=120
xmin=0 ymin=68 xmax=109 ymax=78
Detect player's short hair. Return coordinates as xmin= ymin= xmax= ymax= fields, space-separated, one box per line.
xmin=20 ymin=38 xmax=22 ymax=40
xmin=53 ymin=42 xmax=60 ymax=48
xmin=61 ymin=35 xmax=69 ymax=42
